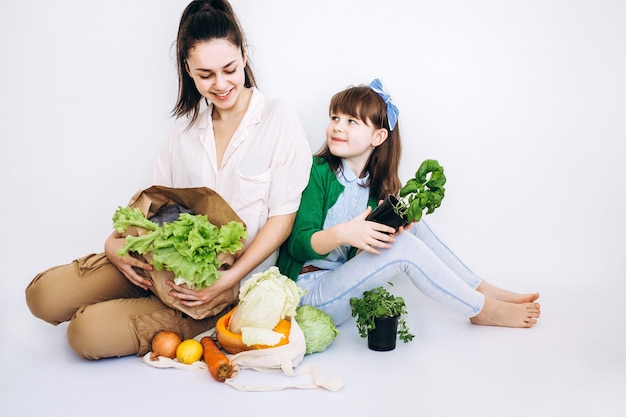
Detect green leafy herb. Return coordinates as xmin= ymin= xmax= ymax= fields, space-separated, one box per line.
xmin=349 ymin=284 xmax=414 ymax=343
xmin=112 ymin=206 xmax=248 ymax=289
xmin=396 ymin=159 xmax=446 ymax=223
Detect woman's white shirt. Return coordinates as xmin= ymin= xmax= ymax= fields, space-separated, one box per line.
xmin=152 ymin=88 xmax=312 ymax=248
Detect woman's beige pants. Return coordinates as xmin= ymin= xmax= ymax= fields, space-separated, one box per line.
xmin=25 ymin=253 xmax=226 ymax=360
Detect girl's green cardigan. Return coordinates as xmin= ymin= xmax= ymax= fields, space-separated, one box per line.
xmin=277 ymin=157 xmax=377 ymax=280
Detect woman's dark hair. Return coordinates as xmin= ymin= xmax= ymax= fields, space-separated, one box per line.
xmin=172 ymin=0 xmax=256 ymax=124
xmin=316 ymin=85 xmax=402 ymax=202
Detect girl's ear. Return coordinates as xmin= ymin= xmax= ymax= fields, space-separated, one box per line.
xmin=372 ymin=128 xmax=389 ymax=147
xmin=184 ymin=60 xmax=191 ymax=77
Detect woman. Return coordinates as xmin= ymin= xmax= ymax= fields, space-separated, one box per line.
xmin=25 ymin=0 xmax=311 ymax=359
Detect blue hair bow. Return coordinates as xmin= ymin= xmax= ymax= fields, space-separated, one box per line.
xmin=369 ymin=78 xmax=399 ymax=131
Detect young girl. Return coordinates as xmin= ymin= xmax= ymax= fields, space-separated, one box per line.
xmin=277 ymin=79 xmax=541 ymax=328
xmin=25 ymin=0 xmax=311 ymax=359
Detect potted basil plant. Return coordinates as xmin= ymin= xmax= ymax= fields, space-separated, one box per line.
xmin=349 ymin=284 xmax=414 ymax=351
xmin=367 ymin=159 xmax=446 ymax=230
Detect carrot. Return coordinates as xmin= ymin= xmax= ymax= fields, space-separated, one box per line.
xmin=200 ymin=336 xmax=233 ymax=382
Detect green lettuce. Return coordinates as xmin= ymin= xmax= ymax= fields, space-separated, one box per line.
xmin=112 ymin=206 xmax=158 ymax=233
xmin=112 ymin=206 xmax=247 ymax=289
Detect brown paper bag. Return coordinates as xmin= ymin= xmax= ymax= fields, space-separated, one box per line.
xmin=124 ymin=185 xmax=245 ymax=320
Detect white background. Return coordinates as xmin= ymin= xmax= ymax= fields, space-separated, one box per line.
xmin=2 ymin=0 xmax=624 ymax=287
xmin=1 ymin=1 xmax=625 ymax=416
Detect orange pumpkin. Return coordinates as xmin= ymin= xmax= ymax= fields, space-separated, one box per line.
xmin=216 ymin=307 xmax=291 ymax=354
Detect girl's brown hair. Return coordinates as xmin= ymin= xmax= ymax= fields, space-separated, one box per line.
xmin=172 ymin=0 xmax=256 ymax=125
xmin=316 ymin=85 xmax=402 ymax=202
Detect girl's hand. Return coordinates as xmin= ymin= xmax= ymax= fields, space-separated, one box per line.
xmin=340 ymin=207 xmax=397 ymax=255
xmin=104 ymin=233 xmax=154 ymax=290
xmin=165 ymin=269 xmax=234 ymax=307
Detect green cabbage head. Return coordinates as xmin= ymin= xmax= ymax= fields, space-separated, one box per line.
xmin=295 ymin=305 xmax=340 ymax=354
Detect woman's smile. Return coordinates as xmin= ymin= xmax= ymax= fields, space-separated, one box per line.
xmin=212 ymin=88 xmax=234 ymax=101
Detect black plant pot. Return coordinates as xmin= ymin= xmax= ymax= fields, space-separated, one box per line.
xmin=366 ymin=194 xmax=409 ymax=231
xmin=367 ymin=316 xmax=399 ymax=351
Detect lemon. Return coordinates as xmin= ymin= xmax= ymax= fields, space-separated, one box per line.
xmin=176 ymin=339 xmax=203 ymax=364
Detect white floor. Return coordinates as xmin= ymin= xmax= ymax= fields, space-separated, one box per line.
xmin=3 ymin=275 xmax=625 ymax=417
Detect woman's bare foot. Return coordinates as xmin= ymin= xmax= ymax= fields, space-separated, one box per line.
xmin=476 ymin=281 xmax=540 ymax=304
xmin=470 ymin=297 xmax=540 ymax=328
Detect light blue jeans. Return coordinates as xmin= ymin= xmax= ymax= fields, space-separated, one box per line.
xmin=296 ymin=221 xmax=485 ymax=325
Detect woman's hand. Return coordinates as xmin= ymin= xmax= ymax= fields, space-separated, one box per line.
xmin=104 ymin=232 xmax=154 ymax=290
xmin=165 ymin=269 xmax=235 ymax=307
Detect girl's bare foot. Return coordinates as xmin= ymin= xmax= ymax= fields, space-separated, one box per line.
xmin=470 ymin=297 xmax=540 ymax=328
xmin=476 ymin=280 xmax=540 ymax=304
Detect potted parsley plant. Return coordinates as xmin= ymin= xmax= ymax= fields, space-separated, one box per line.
xmin=349 ymin=284 xmax=414 ymax=351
